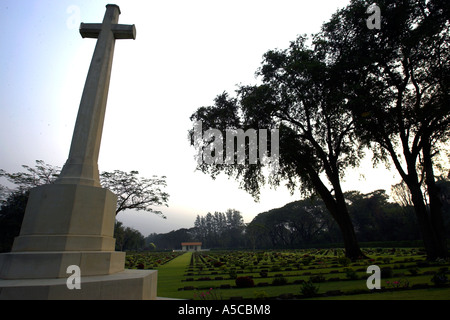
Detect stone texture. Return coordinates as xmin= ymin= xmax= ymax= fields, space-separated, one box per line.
xmin=12 ymin=184 xmax=117 ymax=252
xmin=0 ymin=251 xmax=125 ymax=279
xmin=0 ymin=270 xmax=157 ymax=300
xmin=56 ymin=4 xmax=135 ymax=188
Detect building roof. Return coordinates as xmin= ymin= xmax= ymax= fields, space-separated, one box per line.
xmin=181 ymin=242 xmax=202 ymax=246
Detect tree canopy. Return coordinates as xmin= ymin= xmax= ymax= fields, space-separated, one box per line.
xmin=317 ymin=0 xmax=449 ymax=258
xmin=192 ymin=209 xmax=246 ymax=248
xmin=0 ymin=160 xmax=169 ymax=217
xmin=189 ymin=20 xmax=365 ymax=259
xmin=100 ymin=170 xmax=169 ymax=217
xmin=189 ymin=0 xmax=449 ymax=259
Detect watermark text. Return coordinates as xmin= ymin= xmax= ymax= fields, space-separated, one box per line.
xmin=66 ymin=265 xmax=81 ymax=290
xmin=193 ymin=120 xmax=279 ymax=173
xmin=366 ymin=3 xmax=381 ymax=30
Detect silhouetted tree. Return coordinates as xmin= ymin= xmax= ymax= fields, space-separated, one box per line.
xmin=145 ymin=228 xmax=194 ymax=250
xmin=114 ymin=221 xmax=145 ymax=251
xmin=189 ymin=36 xmax=365 ymax=259
xmin=0 ymin=190 xmax=28 ymax=252
xmin=192 ymin=209 xmax=245 ymax=248
xmin=247 ymin=198 xmax=333 ymax=248
xmin=317 ymin=0 xmax=449 ymax=258
xmin=0 ymin=161 xmax=169 ymax=251
xmin=101 ymin=170 xmax=169 ymax=217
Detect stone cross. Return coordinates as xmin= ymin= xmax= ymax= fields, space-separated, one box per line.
xmin=57 ymin=4 xmax=136 ymax=187
xmin=0 ymin=5 xmax=157 ymax=299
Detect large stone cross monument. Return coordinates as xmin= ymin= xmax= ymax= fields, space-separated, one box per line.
xmin=57 ymin=4 xmax=136 ymax=187
xmin=0 ymin=4 xmax=157 ymax=300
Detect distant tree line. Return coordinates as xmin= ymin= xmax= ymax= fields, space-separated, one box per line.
xmin=146 ymin=180 xmax=450 ymax=250
xmin=193 ymin=209 xmax=246 ymax=248
xmin=247 ymin=190 xmax=420 ymax=249
xmin=114 ymin=221 xmax=145 ymax=251
xmin=145 ymin=209 xmax=246 ymax=250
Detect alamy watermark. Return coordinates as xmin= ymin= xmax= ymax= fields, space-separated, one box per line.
xmin=66 ymin=265 xmax=81 ymax=290
xmin=192 ymin=121 xmax=280 ymax=173
xmin=65 ymin=263 xmax=382 ymax=291
xmin=66 ymin=5 xmax=81 ymax=30
xmin=366 ymin=3 xmax=381 ymax=30
xmin=366 ymin=265 xmax=381 ymax=289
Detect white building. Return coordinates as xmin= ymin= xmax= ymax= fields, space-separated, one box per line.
xmin=181 ymin=242 xmax=202 ymax=252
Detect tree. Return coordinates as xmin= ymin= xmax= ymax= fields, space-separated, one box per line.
xmin=245 ymin=190 xmax=421 ymax=248
xmin=189 ymin=36 xmax=365 ymax=259
xmin=391 ymin=181 xmax=414 ymax=208
xmin=114 ymin=221 xmax=145 ymax=251
xmin=0 ymin=160 xmax=60 ymax=195
xmin=191 ymin=209 xmax=245 ymax=248
xmin=0 ymin=160 xmax=169 ymax=217
xmin=317 ymin=0 xmax=449 ymax=258
xmin=284 ymin=200 xmax=329 ymax=244
xmin=193 ymin=214 xmax=207 ymax=244
xmin=247 ymin=197 xmax=339 ymax=248
xmin=436 ymin=175 xmax=450 ymax=238
xmin=346 ymin=190 xmax=419 ymax=242
xmin=224 ymin=209 xmax=246 ymax=248
xmin=100 ymin=170 xmax=169 ymax=217
xmin=0 ymin=161 xmax=169 ymax=251
xmin=0 ymin=190 xmax=29 ymax=252
xmin=145 ymin=228 xmax=194 ymax=250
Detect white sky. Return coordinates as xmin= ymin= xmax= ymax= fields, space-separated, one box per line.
xmin=0 ymin=0 xmax=401 ymax=236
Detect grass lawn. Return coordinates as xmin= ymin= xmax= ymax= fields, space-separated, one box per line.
xmin=140 ymin=249 xmax=450 ymax=300
xmin=313 ymin=287 xmax=450 ymax=300
xmin=156 ymin=252 xmax=193 ymax=299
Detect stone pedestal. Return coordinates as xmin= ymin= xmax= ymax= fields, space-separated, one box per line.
xmin=13 ymin=184 xmax=117 ymax=252
xmin=0 ymin=184 xmax=123 ymax=279
xmin=0 ymin=269 xmax=157 ymax=300
xmin=0 ymin=184 xmax=157 ymax=299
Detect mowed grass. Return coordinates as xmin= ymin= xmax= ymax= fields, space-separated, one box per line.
xmin=156 ymin=252 xmax=193 ymax=299
xmin=144 ymin=249 xmax=450 ymax=300
xmin=314 ymin=287 xmax=450 ymax=300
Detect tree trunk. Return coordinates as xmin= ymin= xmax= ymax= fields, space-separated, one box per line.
xmin=408 ymin=182 xmax=440 ymax=260
xmin=308 ymin=168 xmax=364 ymax=260
xmin=386 ymin=137 xmax=446 ymax=260
xmin=334 ymin=208 xmax=365 ymax=260
xmin=423 ymin=140 xmax=448 ymax=258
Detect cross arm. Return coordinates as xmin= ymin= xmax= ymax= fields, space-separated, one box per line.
xmin=80 ymin=23 xmax=136 ymax=40
xmin=111 ymin=24 xmax=136 ymax=40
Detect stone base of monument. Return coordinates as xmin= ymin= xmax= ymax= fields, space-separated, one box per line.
xmin=0 ymin=269 xmax=157 ymax=300
xmin=0 ymin=251 xmax=126 ymax=279
xmin=0 ymin=183 xmax=158 ymax=300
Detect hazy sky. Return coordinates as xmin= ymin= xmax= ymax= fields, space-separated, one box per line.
xmin=0 ymin=0 xmax=401 ymax=236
